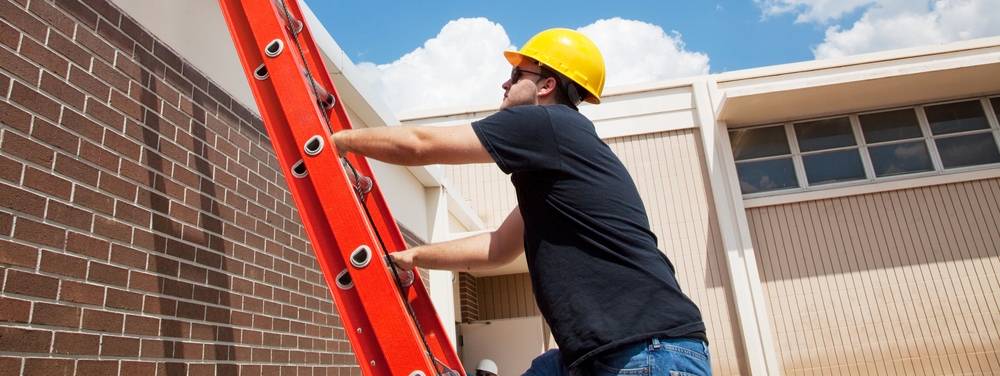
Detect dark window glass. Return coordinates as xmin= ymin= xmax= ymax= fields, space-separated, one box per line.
xmin=730 ymin=126 xmax=790 ymax=161
xmin=794 ymin=117 xmax=856 ymax=152
xmin=926 ymin=100 xmax=989 ymax=135
xmin=801 ymin=149 xmax=866 ymax=185
xmin=735 ymin=158 xmax=799 ymax=194
xmin=935 ymin=133 xmax=1000 ymax=169
xmin=859 ymin=109 xmax=923 ymax=144
xmin=991 ymin=97 xmax=1000 ymax=121
xmin=868 ymin=141 xmax=933 ymax=177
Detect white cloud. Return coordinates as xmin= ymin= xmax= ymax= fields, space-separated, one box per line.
xmin=357 ymin=18 xmax=710 ymax=113
xmin=756 ymin=0 xmax=1000 ymax=59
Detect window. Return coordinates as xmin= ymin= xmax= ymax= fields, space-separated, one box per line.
xmin=730 ymin=96 xmax=1000 ymax=196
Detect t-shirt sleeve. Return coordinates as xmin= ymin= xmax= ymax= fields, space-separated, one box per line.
xmin=471 ymin=106 xmax=561 ymax=174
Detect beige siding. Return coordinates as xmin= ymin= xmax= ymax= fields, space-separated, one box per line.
xmin=476 ymin=274 xmax=540 ymax=320
xmin=448 ymin=130 xmax=746 ymax=375
xmin=747 ymin=178 xmax=1000 ymax=375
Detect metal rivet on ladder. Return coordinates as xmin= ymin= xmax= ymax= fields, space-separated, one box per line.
xmin=335 ymin=269 xmax=353 ymax=290
xmin=310 ymin=78 xmax=336 ymax=109
xmin=264 ymin=39 xmax=284 ymax=57
xmin=370 ymin=361 xmax=376 ymax=367
xmin=351 ymin=245 xmax=372 ymax=268
xmin=291 ymin=160 xmax=308 ymax=178
xmin=253 ymin=63 xmax=269 ymax=80
xmin=289 ymin=19 xmax=303 ymax=35
xmin=303 ymin=135 xmax=324 ymax=156
xmin=409 ymin=372 xmax=426 ymax=376
xmin=399 ymin=270 xmax=414 ymax=287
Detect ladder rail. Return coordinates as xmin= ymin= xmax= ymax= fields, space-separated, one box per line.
xmin=216 ymin=1 xmax=465 ymax=375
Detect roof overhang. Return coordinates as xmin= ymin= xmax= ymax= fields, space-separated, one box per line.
xmin=716 ymin=37 xmax=1000 ymax=127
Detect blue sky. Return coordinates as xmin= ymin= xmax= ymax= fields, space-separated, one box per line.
xmin=303 ymin=0 xmax=1000 ymax=113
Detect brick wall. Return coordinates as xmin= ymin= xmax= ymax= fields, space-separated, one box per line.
xmin=0 ymin=0 xmax=359 ymax=374
xmin=457 ymin=273 xmax=477 ymax=323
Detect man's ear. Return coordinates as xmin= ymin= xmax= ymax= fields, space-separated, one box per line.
xmin=537 ymin=77 xmax=557 ymax=97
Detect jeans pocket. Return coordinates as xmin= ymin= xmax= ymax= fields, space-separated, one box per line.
xmin=591 ymin=344 xmax=650 ymax=375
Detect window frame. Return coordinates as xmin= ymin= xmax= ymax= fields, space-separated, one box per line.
xmin=731 ymin=95 xmax=1000 ymax=199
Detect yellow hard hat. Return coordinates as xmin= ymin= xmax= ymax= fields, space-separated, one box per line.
xmin=504 ymin=28 xmax=606 ymax=104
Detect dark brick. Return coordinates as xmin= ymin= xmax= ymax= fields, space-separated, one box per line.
xmin=143 ymin=295 xmax=177 ymax=317
xmin=176 ymin=300 xmax=205 ymax=321
xmin=53 ymin=154 xmax=98 ymax=187
xmin=2 ymin=128 xmax=54 ymax=168
xmin=68 ymin=65 xmax=110 ymax=102
xmin=23 ymin=166 xmax=73 ymax=200
xmin=124 ymin=314 xmax=158 ymax=336
xmin=132 ymin=47 xmax=165 ymax=79
xmin=30 ymin=301 xmax=81 ymax=328
xmin=20 ymin=38 xmax=69 ymax=78
xmin=100 ymin=335 xmax=139 ymax=357
xmin=162 ymin=278 xmax=192 ymax=300
xmin=105 ymin=287 xmax=142 ymax=311
xmin=71 ymin=185 xmax=114 ymax=216
xmin=87 ymin=261 xmax=128 ymax=287
xmin=54 ymin=0 xmax=98 ymax=30
xmin=114 ymin=200 xmax=150 ymax=227
xmin=22 ymin=358 xmax=73 ymax=376
xmin=0 ymin=240 xmax=37 ymax=268
xmin=147 ymin=254 xmax=179 ymax=277
xmin=13 ymin=217 xmax=66 ymax=249
xmin=10 ymin=83 xmax=62 ymax=124
xmin=0 ymin=296 xmax=31 ymax=323
xmin=117 ymin=158 xmax=152 ymax=185
xmin=0 ymin=101 xmax=32 ymax=134
xmin=151 ymin=77 xmax=181 ymax=109
xmin=31 ymin=118 xmax=79 ymax=154
xmin=121 ymin=361 xmax=156 ymax=376
xmin=0 ymin=1 xmax=45 ymax=42
xmin=0 ymin=71 xmax=8 ymax=99
xmin=92 ymin=215 xmax=132 ymax=243
xmin=4 ymin=269 xmax=58 ymax=299
xmin=45 ymin=200 xmax=92 ymax=231
xmin=0 ymin=327 xmax=51 ymax=352
xmin=0 ymin=154 xmax=22 ymax=184
xmin=80 ymin=139 xmax=120 ymax=172
xmin=39 ymin=249 xmax=88 ymax=279
xmin=0 ymin=19 xmax=19 ymax=50
xmin=118 ymin=16 xmax=153 ymax=52
xmin=60 ymin=108 xmax=103 ymax=142
xmin=205 ymin=306 xmax=230 ymax=324
xmin=65 ymin=231 xmax=110 ymax=260
xmin=76 ymin=30 xmax=115 ymax=66
xmin=0 ymin=45 xmax=40 ymax=84
xmin=110 ymin=243 xmax=146 ymax=269
xmin=58 ymin=279 xmax=104 ymax=306
xmin=165 ymin=68 xmax=193 ymax=99
xmin=98 ymin=169 xmax=137 ymax=201
xmin=88 ymin=59 xmax=125 ymax=95
xmin=95 ymin=19 xmax=131 ymax=54
xmin=84 ymin=97 xmax=125 ymax=130
xmin=40 ymin=71 xmax=85 ymax=110
xmin=27 ymin=0 xmax=76 ymax=36
xmin=114 ymin=51 xmax=144 ymax=84
xmin=139 ymin=338 xmax=171 ymax=358
xmin=0 ymin=183 xmax=45 ymax=219
xmin=111 ymin=88 xmax=145 ymax=121
xmin=76 ymin=359 xmax=118 ymax=375
xmin=52 ymin=331 xmax=100 ymax=355
xmin=81 ymin=308 xmax=123 ymax=333
xmin=127 ymin=270 xmax=160 ymax=293
xmin=104 ymin=129 xmax=142 ymax=160
xmin=82 ymin=0 xmax=122 ymax=26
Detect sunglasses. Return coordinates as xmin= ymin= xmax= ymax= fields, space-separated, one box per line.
xmin=510 ymin=66 xmax=549 ymax=84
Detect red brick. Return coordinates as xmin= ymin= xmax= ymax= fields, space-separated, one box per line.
xmin=87 ymin=261 xmax=128 ymax=287
xmin=71 ymin=186 xmax=114 ymax=216
xmin=0 ymin=154 xmax=22 ymax=185
xmin=139 ymin=338 xmax=172 ymax=358
xmin=105 ymin=288 xmax=142 ymax=311
xmin=143 ymin=295 xmax=177 ymax=317
xmin=4 ymin=269 xmax=58 ymax=299
xmin=0 ymin=327 xmax=51 ymax=352
xmin=128 ymin=270 xmax=160 ymax=293
xmin=162 ymin=278 xmax=193 ymax=300
xmin=81 ymin=308 xmax=123 ymax=333
xmin=12 ymin=217 xmax=65 ymax=249
xmin=1 ymin=132 xmax=53 ymax=170
xmin=76 ymin=359 xmax=119 ymax=375
xmin=58 ymin=279 xmax=104 ymax=306
xmin=0 ymin=240 xmax=37 ymax=268
xmin=114 ymin=200 xmax=150 ymax=227
xmin=52 ymin=154 xmax=96 ymax=187
xmin=22 ymin=358 xmax=72 ymax=376
xmin=45 ymin=200 xmax=93 ymax=231
xmin=10 ymin=81 xmax=62 ymax=126
xmin=176 ymin=300 xmax=205 ymax=320
xmin=111 ymin=87 xmax=145 ymax=121
xmin=30 ymin=302 xmax=80 ymax=328
xmin=100 ymin=335 xmax=140 ymax=357
xmin=120 ymin=360 xmax=156 ymax=376
xmin=95 ymin=17 xmax=132 ymax=53
xmin=84 ymin=97 xmax=125 ymax=130
xmin=22 ymin=166 xmax=72 ymax=200
xmin=110 ymin=244 xmax=147 ymax=269
xmin=0 ymin=296 xmax=31 ymax=323
xmin=52 ymin=331 xmax=100 ymax=355
xmin=124 ymin=314 xmax=159 ymax=336
xmin=132 ymin=48 xmax=165 ymax=80
xmin=0 ymin=357 xmax=22 ymax=374
xmin=92 ymin=215 xmax=131 ymax=243
xmin=39 ymin=250 xmax=87 ymax=279
xmin=30 ymin=117 xmax=79 ymax=154
xmin=46 ymin=30 xmax=91 ymax=69
xmin=0 ymin=18 xmax=18 ymax=50
xmin=65 ymin=231 xmax=110 ymax=260
xmin=20 ymin=38 xmax=68 ymax=78
xmin=29 ymin=0 xmax=77 ymax=42
xmin=40 ymin=71 xmax=85 ymax=110
xmin=0 ymin=44 xmax=40 ymax=85
xmin=60 ymin=108 xmax=103 ymax=143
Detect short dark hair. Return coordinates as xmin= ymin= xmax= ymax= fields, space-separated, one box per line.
xmin=540 ymin=66 xmax=584 ymax=111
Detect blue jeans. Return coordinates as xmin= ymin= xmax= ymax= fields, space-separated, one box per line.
xmin=522 ymin=338 xmax=712 ymax=376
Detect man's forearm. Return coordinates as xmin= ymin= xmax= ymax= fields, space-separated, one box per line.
xmin=331 ymin=126 xmax=426 ymax=165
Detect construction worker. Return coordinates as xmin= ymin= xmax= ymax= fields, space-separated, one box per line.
xmin=474 ymin=359 xmax=498 ymax=376
xmin=331 ymin=28 xmax=710 ymax=375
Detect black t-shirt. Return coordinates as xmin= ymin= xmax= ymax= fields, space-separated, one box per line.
xmin=472 ymin=105 xmax=706 ymax=368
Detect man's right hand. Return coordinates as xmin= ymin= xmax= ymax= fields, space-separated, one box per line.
xmin=387 ymin=249 xmax=415 ymax=270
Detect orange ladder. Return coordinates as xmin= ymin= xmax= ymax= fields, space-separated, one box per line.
xmin=216 ymin=1 xmax=464 ymax=375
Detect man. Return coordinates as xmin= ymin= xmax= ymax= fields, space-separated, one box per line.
xmin=331 ymin=28 xmax=710 ymax=376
